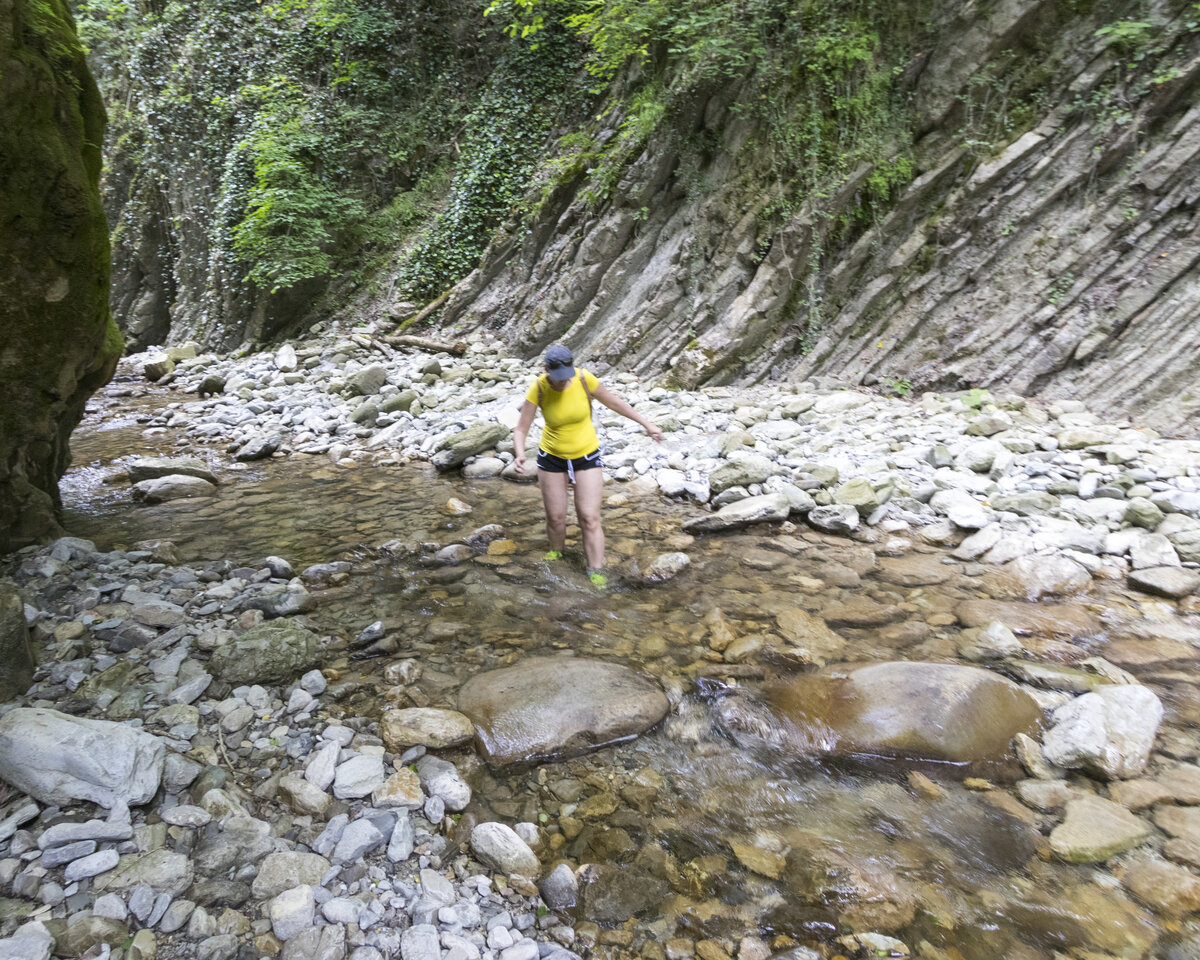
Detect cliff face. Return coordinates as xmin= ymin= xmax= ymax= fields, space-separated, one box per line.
xmin=435 ymin=0 xmax=1200 ymax=434
xmin=0 ymin=0 xmax=121 ymax=553
xmin=89 ymin=0 xmax=1200 ymax=432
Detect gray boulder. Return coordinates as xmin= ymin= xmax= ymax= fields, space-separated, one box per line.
xmin=832 ymin=477 xmax=882 ymax=515
xmin=233 ymin=433 xmax=282 ymax=462
xmin=458 ymin=656 xmax=669 ymax=767
xmin=708 ymin=455 xmax=778 ymax=495
xmin=0 ymin=708 xmax=164 ymax=808
xmin=207 ymin=620 xmax=321 ymax=685
xmin=346 ymin=365 xmax=388 ymax=396
xmin=469 ymin=822 xmax=539 ymax=877
xmin=1042 ymin=685 xmax=1163 ymax=779
xmin=1127 ymin=566 xmax=1200 ymax=599
xmin=0 ymin=921 xmax=52 ymax=960
xmin=432 ymin=421 xmax=509 ymax=471
xmin=381 ymin=708 xmax=474 ymax=751
xmin=131 ymin=475 xmax=217 ymax=503
xmin=251 ymin=852 xmax=330 ymax=900
xmin=806 ymin=503 xmax=860 ymax=535
xmin=682 ymin=493 xmax=790 ymax=533
xmin=638 ymin=552 xmax=691 ymax=583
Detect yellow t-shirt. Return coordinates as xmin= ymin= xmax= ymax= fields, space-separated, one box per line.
xmin=525 ymin=369 xmax=600 ymax=459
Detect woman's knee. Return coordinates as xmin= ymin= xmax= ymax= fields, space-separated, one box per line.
xmin=578 ymin=510 xmax=603 ymax=533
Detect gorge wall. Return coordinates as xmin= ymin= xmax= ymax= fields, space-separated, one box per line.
xmin=1 ymin=0 xmax=121 ymax=553
xmin=88 ymin=0 xmax=1200 ymax=433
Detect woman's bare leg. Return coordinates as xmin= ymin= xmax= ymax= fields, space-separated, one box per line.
xmin=539 ymin=470 xmax=569 ymax=553
xmin=574 ymin=468 xmax=605 ymax=570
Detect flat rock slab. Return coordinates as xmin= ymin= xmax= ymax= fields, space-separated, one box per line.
xmin=1128 ymin=566 xmax=1200 ymax=599
xmin=682 ymin=494 xmax=790 ymax=533
xmin=876 ymin=555 xmax=955 ymax=587
xmin=380 ymin=708 xmax=474 ymax=751
xmin=1156 ymin=805 xmax=1200 ymax=844
xmin=1050 ymin=795 xmax=1152 ymax=862
xmin=457 ymin=656 xmax=670 ymax=767
xmin=820 ymin=597 xmax=905 ymax=627
xmin=127 ymin=457 xmax=217 ymax=484
xmin=0 ymin=708 xmax=164 ymax=808
xmin=956 ymin=599 xmax=1101 ymax=639
xmin=749 ymin=661 xmax=1043 ymax=774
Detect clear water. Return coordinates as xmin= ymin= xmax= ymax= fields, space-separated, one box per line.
xmin=55 ymin=381 xmax=1198 ymax=959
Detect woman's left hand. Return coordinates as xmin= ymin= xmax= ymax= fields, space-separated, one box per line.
xmin=647 ymin=424 xmax=664 ymax=442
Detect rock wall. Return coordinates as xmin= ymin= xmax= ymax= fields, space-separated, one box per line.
xmin=434 ymin=0 xmax=1200 ymax=434
xmin=0 ymin=0 xmax=121 ymax=553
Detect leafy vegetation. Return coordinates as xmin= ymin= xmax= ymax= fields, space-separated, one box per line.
xmin=74 ymin=0 xmax=504 ymax=330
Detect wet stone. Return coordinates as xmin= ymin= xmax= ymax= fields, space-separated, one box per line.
xmin=1128 ymin=566 xmax=1200 ymax=598
xmin=1049 ymin=795 xmax=1153 ymax=862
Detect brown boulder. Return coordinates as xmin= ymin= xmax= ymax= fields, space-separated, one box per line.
xmin=760 ymin=661 xmax=1043 ymax=774
xmin=457 ymin=656 xmax=669 ymax=767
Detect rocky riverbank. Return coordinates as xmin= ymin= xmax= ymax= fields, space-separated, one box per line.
xmin=5 ymin=324 xmax=1200 ymax=958
xmin=0 ymin=537 xmax=600 ymax=960
xmin=114 ymin=322 xmax=1200 ymax=604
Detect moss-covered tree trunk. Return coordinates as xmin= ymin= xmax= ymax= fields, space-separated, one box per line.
xmin=0 ymin=0 xmax=121 ymax=553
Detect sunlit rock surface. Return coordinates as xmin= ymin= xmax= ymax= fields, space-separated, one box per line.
xmin=458 ymin=656 xmax=670 ymax=767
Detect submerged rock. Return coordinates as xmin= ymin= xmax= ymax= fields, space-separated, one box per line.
xmin=131 ymin=474 xmax=217 ymax=503
xmin=1049 ymin=795 xmax=1153 ymax=862
xmin=457 ymin=656 xmax=670 ymax=767
xmin=720 ymin=662 xmax=1043 ymax=775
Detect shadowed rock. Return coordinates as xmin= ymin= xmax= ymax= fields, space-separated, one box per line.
xmin=0 ymin=0 xmax=122 ymax=552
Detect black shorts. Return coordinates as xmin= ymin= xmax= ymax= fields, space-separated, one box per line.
xmin=537 ymin=448 xmax=602 ymax=480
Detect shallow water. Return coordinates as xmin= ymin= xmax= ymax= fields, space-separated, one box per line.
xmin=57 ymin=382 xmax=1200 ymax=958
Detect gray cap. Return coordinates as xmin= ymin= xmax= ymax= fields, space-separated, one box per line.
xmin=544 ymin=344 xmax=575 ymax=379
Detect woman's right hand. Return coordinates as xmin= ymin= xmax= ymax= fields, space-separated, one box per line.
xmin=514 ymin=452 xmax=526 ymax=474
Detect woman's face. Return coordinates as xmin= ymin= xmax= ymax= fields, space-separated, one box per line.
xmin=546 ymin=368 xmax=572 ymax=390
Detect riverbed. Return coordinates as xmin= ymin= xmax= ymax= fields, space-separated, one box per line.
xmin=44 ymin=360 xmax=1200 ymax=960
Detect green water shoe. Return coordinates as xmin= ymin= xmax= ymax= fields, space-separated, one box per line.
xmin=543 ymin=550 xmax=564 ymax=561
xmin=588 ymin=570 xmax=608 ymax=590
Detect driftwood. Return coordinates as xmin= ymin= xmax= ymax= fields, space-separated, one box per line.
xmin=383 ymin=334 xmax=467 ymax=356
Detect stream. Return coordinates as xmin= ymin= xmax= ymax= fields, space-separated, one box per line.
xmin=54 ymin=380 xmax=1200 ymax=960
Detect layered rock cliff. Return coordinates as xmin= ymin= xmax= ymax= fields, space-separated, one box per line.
xmin=88 ymin=0 xmax=1200 ymax=432
xmin=1 ymin=0 xmax=121 ymax=552
xmin=437 ymin=0 xmax=1200 ymax=434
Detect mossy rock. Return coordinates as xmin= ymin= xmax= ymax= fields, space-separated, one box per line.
xmin=0 ymin=584 xmax=35 ymax=701
xmin=0 ymin=0 xmax=121 ymax=552
xmin=207 ymin=619 xmax=322 ymax=685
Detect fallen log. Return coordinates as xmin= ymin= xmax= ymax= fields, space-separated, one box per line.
xmin=384 ymin=334 xmax=467 ymax=356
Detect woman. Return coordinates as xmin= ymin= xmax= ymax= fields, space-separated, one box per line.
xmin=513 ymin=344 xmax=663 ymax=589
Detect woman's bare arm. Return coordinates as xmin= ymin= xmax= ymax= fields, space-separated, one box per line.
xmin=512 ymin=400 xmax=538 ymax=472
xmin=592 ymin=383 xmax=663 ymax=442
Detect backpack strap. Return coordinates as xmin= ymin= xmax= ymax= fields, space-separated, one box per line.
xmin=580 ymin=369 xmax=593 ymax=418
